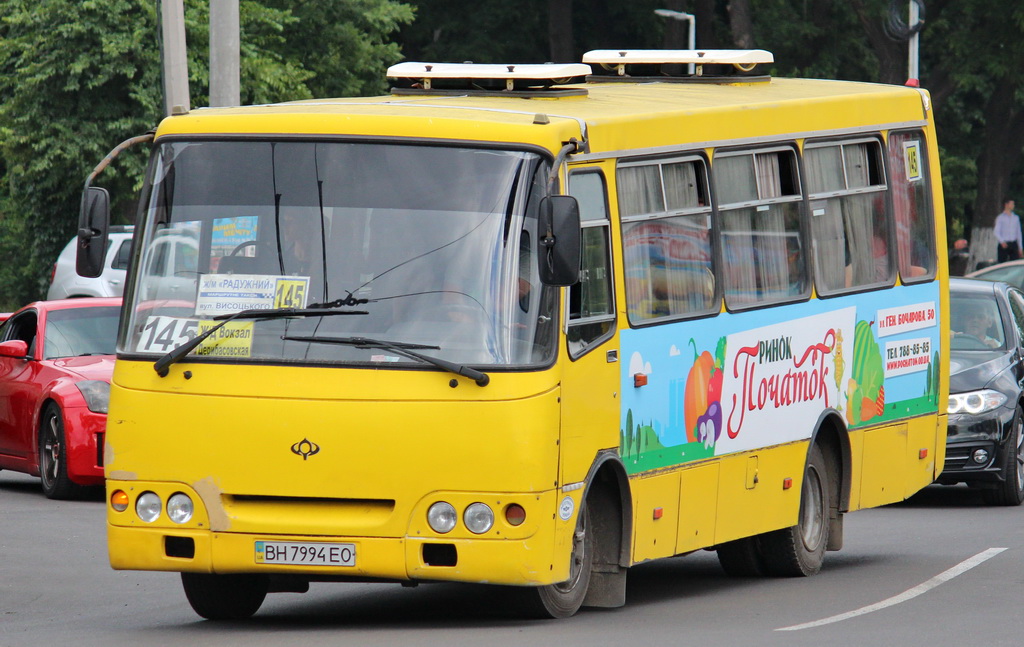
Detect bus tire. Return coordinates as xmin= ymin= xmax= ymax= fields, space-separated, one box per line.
xmin=760 ymin=444 xmax=831 ymax=577
xmin=983 ymin=406 xmax=1024 ymax=506
xmin=716 ymin=536 xmax=766 ymax=577
xmin=525 ymin=500 xmax=593 ymax=618
xmin=181 ymin=573 xmax=268 ymax=620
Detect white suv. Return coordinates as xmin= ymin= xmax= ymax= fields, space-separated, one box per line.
xmin=47 ymin=226 xmax=134 ymax=299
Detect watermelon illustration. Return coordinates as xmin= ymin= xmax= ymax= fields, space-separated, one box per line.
xmin=846 ymin=320 xmax=884 ymax=425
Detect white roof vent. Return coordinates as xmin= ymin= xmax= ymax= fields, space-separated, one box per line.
xmin=583 ymin=49 xmax=773 ymax=76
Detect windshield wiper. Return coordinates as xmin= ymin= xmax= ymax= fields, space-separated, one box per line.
xmin=153 ymin=306 xmax=368 ymax=377
xmin=282 ymin=335 xmax=490 ymax=387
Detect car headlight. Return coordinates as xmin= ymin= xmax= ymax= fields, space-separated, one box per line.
xmin=76 ymin=380 xmax=110 ymax=414
xmin=948 ymin=389 xmax=1007 ymax=415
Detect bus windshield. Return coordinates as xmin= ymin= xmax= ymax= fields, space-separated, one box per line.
xmin=121 ymin=140 xmax=557 ymax=369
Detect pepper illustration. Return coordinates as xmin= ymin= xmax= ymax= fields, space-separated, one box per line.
xmin=684 ymin=338 xmax=725 ymax=445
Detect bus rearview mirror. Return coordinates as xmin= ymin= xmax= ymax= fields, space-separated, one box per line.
xmin=76 ymin=186 xmax=110 ymax=278
xmin=538 ymin=195 xmax=581 ymax=287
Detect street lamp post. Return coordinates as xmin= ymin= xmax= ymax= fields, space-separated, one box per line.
xmin=907 ymin=1 xmax=920 ymax=86
xmin=654 ymin=8 xmax=696 ymax=75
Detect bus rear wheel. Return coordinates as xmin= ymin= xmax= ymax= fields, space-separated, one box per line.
xmin=181 ymin=573 xmax=268 ymax=620
xmin=759 ymin=444 xmax=831 ymax=576
xmin=525 ymin=500 xmax=593 ymax=618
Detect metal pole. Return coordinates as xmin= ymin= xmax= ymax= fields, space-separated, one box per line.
xmin=654 ymin=9 xmax=697 ymax=75
xmin=908 ymin=1 xmax=920 ymax=85
xmin=685 ymin=14 xmax=695 ymax=75
xmin=158 ymin=0 xmax=190 ymax=116
xmin=210 ymin=0 xmax=240 ymax=107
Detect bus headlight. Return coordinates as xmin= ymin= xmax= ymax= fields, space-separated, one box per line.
xmin=167 ymin=493 xmax=194 ymax=524
xmin=464 ymin=503 xmax=494 ymax=534
xmin=427 ymin=502 xmax=457 ymax=533
xmin=136 ymin=492 xmax=162 ymax=522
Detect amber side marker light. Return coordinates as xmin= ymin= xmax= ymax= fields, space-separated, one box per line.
xmin=505 ymin=504 xmax=526 ymax=526
xmin=111 ymin=490 xmax=130 ymax=512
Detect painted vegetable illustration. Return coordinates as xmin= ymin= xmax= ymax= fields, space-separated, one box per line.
xmin=685 ymin=338 xmax=725 ymax=445
xmin=833 ymin=329 xmax=845 ymax=412
xmin=697 ymin=400 xmax=722 ymax=448
xmin=846 ymin=320 xmax=885 ymax=425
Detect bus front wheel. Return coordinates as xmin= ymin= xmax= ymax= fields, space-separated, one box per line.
xmin=181 ymin=573 xmax=268 ymax=620
xmin=528 ymin=500 xmax=593 ymax=618
xmin=759 ymin=444 xmax=831 ymax=576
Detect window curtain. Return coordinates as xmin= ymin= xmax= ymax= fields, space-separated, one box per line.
xmin=663 ymin=161 xmax=701 ymax=210
xmin=622 ymin=216 xmax=713 ymax=319
xmin=753 ymin=153 xmax=796 ymax=297
xmin=715 ymin=156 xmax=757 ymax=303
xmin=618 ymin=165 xmax=664 ymax=217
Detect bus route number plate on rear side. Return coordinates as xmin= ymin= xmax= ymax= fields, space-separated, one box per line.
xmin=255 ymin=541 xmax=356 ymax=566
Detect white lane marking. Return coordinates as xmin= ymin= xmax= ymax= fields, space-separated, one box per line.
xmin=775 ymin=547 xmax=1007 ymax=631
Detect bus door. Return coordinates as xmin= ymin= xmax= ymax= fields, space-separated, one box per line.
xmin=560 ymin=167 xmax=620 ymax=489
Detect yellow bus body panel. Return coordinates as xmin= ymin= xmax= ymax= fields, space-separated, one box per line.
xmin=106 ymin=360 xmax=580 ymax=585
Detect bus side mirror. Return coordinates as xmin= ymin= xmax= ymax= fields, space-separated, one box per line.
xmin=538 ymin=196 xmax=581 ymax=287
xmin=77 ymin=186 xmax=110 ymax=278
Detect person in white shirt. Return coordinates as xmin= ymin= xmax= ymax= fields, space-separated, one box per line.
xmin=994 ymin=198 xmax=1023 ymax=263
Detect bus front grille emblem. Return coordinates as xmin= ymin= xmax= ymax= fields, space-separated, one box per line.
xmin=291 ymin=438 xmax=320 ymax=460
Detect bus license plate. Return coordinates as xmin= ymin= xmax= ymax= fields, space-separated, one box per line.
xmin=255 ymin=541 xmax=356 ymax=566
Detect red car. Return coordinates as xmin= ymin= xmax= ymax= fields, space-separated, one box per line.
xmin=0 ymin=298 xmax=121 ymax=498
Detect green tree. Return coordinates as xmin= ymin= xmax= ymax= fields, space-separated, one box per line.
xmin=0 ymin=0 xmax=161 ymax=310
xmin=266 ymin=0 xmax=415 ymax=98
xmin=624 ymin=409 xmax=633 ymax=455
xmin=0 ymin=0 xmax=412 ymax=311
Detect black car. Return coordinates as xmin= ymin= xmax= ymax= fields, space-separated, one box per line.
xmin=939 ymin=277 xmax=1024 ymax=505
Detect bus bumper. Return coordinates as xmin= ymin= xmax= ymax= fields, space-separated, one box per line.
xmin=106 ymin=480 xmax=575 ymax=587
xmin=107 ymin=525 xmax=564 ymax=586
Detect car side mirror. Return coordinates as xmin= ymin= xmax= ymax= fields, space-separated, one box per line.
xmin=77 ymin=187 xmax=110 ymax=279
xmin=537 ymin=195 xmax=581 ymax=287
xmin=0 ymin=339 xmax=29 ymax=359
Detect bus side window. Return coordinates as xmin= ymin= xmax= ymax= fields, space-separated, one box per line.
xmin=617 ymin=158 xmax=716 ymax=324
xmin=713 ymin=148 xmax=806 ymax=308
xmin=806 ymin=140 xmax=892 ymax=293
xmin=887 ymin=131 xmax=935 ymax=281
xmin=567 ymin=170 xmax=615 ymax=357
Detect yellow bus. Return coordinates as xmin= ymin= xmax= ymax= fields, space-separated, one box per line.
xmin=81 ymin=50 xmax=948 ymax=620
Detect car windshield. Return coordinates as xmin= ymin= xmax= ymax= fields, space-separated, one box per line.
xmin=950 ymin=294 xmax=1006 ymax=351
xmin=44 ymin=307 xmax=121 ymax=359
xmin=121 ymin=140 xmax=557 ymax=369
xmin=973 ymin=264 xmax=1024 ymax=289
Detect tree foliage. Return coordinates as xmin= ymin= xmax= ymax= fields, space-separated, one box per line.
xmin=0 ymin=0 xmax=411 ymax=311
xmin=2 ymin=0 xmax=1023 ymax=310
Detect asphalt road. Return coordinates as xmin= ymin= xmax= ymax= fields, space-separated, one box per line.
xmin=2 ymin=469 xmax=1021 ymax=647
